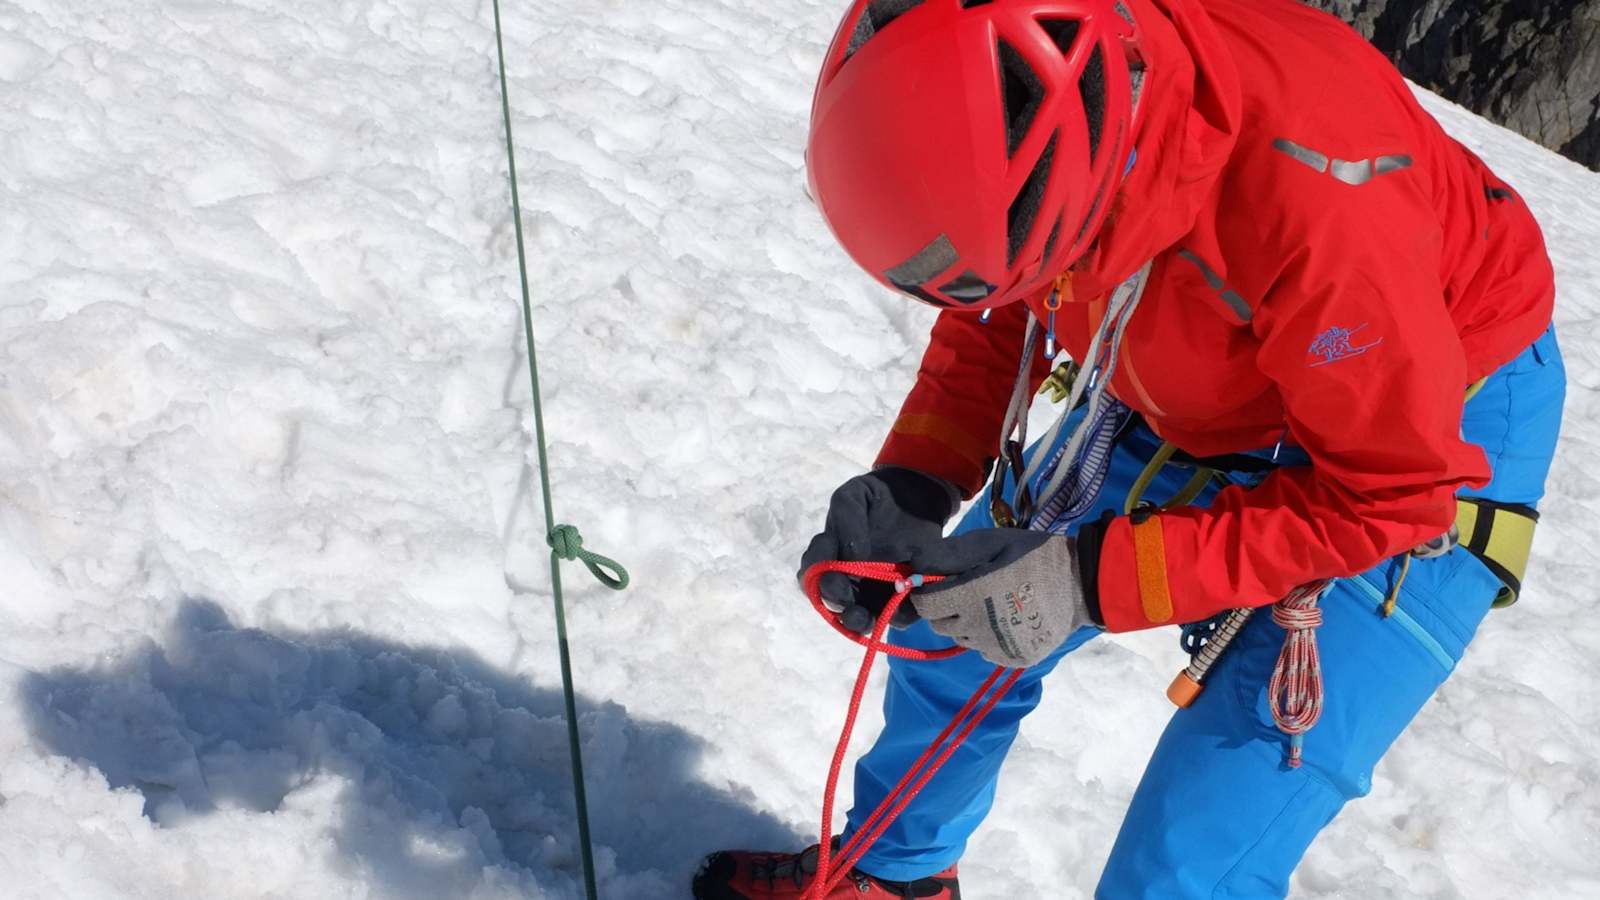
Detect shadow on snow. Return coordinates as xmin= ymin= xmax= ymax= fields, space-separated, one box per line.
xmin=19 ymin=598 xmax=800 ymax=897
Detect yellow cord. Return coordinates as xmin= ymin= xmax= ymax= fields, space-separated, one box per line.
xmin=1381 ymin=553 xmax=1412 ymax=617
xmin=1123 ymin=441 xmax=1219 ymax=514
xmin=1125 ymin=442 xmax=1180 ymax=514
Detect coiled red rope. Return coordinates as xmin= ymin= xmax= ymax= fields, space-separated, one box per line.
xmin=1266 ymin=580 xmax=1329 ymax=768
xmin=799 ymin=561 xmax=1021 ymax=899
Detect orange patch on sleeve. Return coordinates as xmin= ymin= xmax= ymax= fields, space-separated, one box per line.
xmin=1131 ymin=516 xmax=1175 ymax=624
xmin=888 ymin=414 xmax=991 ymax=470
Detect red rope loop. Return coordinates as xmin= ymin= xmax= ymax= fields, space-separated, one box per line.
xmin=798 ymin=562 xmax=1015 ymax=899
xmin=1266 ymin=580 xmax=1329 ymax=768
xmin=1269 ymin=603 xmax=1323 ymax=631
xmin=800 ymin=561 xmax=959 ymax=661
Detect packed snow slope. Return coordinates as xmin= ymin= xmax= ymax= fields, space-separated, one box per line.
xmin=1 ymin=1 xmax=1596 ymax=898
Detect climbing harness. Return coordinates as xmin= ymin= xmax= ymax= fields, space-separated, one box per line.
xmin=799 ymin=269 xmax=1543 ymax=878
xmin=1121 ymin=441 xmax=1218 ymax=516
xmin=1022 ymin=264 xmax=1154 ymax=513
xmin=489 ymin=3 xmax=629 ymax=897
xmin=983 ymin=262 xmax=1336 ymax=767
xmin=988 ymin=264 xmax=1154 ymax=530
xmin=1374 ymin=496 xmax=1539 ymax=615
xmin=1156 ymin=370 xmax=1542 ymax=766
xmin=1112 ymin=435 xmax=1330 ymax=767
xmin=799 ymin=562 xmax=1021 ymax=900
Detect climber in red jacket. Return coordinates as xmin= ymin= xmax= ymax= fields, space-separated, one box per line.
xmin=695 ymin=1 xmax=1566 ymax=897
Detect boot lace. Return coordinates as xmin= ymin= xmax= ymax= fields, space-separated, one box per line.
xmin=751 ymin=844 xmax=820 ymax=890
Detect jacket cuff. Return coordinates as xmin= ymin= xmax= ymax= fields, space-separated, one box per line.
xmin=1074 ymin=511 xmax=1114 ymax=627
xmin=1094 ymin=511 xmax=1192 ymax=633
xmin=876 ymin=418 xmax=995 ymax=499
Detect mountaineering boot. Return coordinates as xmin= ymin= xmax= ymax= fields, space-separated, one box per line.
xmin=693 ymin=842 xmax=960 ymax=899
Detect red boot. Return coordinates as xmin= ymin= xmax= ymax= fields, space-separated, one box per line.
xmin=693 ymin=843 xmax=960 ymax=899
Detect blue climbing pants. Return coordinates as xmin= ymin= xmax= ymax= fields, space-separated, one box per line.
xmin=845 ymin=326 xmax=1565 ymax=897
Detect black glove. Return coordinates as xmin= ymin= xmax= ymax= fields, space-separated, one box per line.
xmin=798 ymin=467 xmax=959 ymax=631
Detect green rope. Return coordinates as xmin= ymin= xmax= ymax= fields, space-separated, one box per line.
xmin=489 ymin=3 xmax=629 ymax=898
xmin=549 ymin=524 xmax=631 ymax=590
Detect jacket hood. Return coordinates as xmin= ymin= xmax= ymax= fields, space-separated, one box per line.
xmin=1062 ymin=0 xmax=1242 ymax=301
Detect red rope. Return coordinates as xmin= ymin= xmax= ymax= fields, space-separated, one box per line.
xmin=798 ymin=561 xmax=1016 ymax=899
xmin=799 ymin=561 xmax=961 ymax=661
xmin=799 ymin=560 xmax=1329 ymax=900
xmin=1267 ymin=580 xmax=1329 ymax=768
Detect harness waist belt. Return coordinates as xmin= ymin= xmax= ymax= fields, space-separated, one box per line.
xmin=1455 ymin=498 xmax=1539 ymax=608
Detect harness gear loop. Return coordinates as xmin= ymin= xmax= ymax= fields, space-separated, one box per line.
xmin=1130 ymin=437 xmax=1331 ymax=764
xmin=1168 ymin=606 xmax=1255 ymax=707
xmin=799 ymin=562 xmax=1020 ymax=899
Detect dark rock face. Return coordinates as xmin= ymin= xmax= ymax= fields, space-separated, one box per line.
xmin=1301 ymin=0 xmax=1600 ymax=170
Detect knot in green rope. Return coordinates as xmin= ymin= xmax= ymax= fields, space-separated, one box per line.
xmin=548 ymin=524 xmax=630 ymax=591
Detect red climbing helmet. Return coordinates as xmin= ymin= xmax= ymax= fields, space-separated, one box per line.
xmin=807 ymin=0 xmax=1147 ymax=310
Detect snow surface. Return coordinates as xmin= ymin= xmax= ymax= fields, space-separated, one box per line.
xmin=1 ymin=1 xmax=1597 ymax=898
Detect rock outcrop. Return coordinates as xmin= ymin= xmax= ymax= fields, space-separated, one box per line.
xmin=1303 ymin=0 xmax=1600 ymax=170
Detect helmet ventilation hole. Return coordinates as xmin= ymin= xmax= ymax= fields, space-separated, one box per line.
xmin=998 ymin=41 xmax=1044 ymax=158
xmin=1128 ymin=58 xmax=1148 ymax=116
xmin=1042 ymin=215 xmax=1064 ymax=265
xmin=938 ymin=270 xmax=998 ymax=304
xmin=845 ymin=0 xmax=927 ymax=60
xmin=1073 ymin=181 xmax=1108 ymax=249
xmin=884 ymin=233 xmax=959 ymax=306
xmin=1039 ymin=18 xmax=1081 ymax=56
xmin=1079 ymin=45 xmax=1107 ymax=165
xmin=1008 ymin=130 xmax=1057 ymax=265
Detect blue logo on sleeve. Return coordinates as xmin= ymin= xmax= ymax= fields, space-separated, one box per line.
xmin=1308 ymin=324 xmax=1382 ymax=367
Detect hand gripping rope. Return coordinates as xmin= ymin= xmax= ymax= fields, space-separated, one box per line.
xmin=799 ymin=562 xmax=1023 ymax=899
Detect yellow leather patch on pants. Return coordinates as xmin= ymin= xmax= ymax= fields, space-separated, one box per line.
xmin=1131 ymin=516 xmax=1174 ymax=624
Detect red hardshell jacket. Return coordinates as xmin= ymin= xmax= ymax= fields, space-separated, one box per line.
xmin=873 ymin=0 xmax=1556 ymax=632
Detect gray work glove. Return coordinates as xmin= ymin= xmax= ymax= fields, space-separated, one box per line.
xmin=908 ymin=529 xmax=1091 ymax=668
xmin=798 ymin=467 xmax=960 ymax=632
